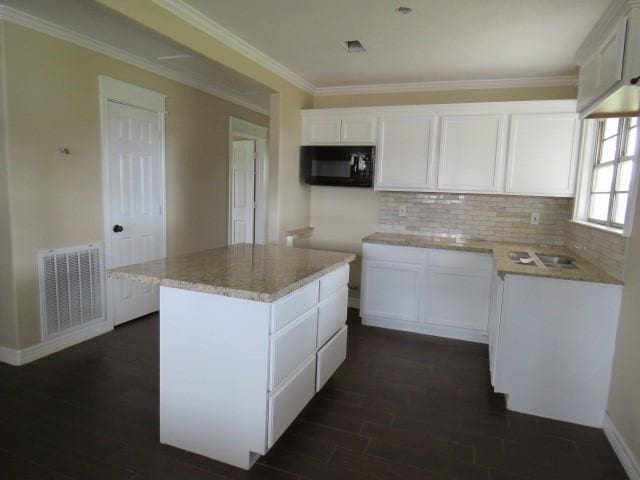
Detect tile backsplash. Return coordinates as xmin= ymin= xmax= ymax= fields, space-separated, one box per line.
xmin=378 ymin=192 xmax=627 ymax=280
xmin=379 ymin=192 xmax=571 ymax=245
xmin=566 ymin=221 xmax=627 ymax=281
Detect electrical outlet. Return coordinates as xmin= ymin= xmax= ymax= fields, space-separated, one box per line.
xmin=530 ymin=212 xmax=540 ymax=225
xmin=399 ymin=206 xmax=407 ymax=217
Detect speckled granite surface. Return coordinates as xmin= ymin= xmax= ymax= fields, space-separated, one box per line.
xmin=108 ymin=244 xmax=355 ymax=302
xmin=363 ymin=232 xmax=622 ymax=285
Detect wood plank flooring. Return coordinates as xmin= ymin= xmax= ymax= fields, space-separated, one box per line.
xmin=0 ymin=309 xmax=628 ymax=479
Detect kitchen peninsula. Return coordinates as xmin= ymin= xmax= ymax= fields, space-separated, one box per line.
xmin=108 ymin=244 xmax=355 ymax=469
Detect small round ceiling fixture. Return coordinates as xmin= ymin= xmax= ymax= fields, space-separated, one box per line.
xmin=396 ymin=6 xmax=413 ymax=15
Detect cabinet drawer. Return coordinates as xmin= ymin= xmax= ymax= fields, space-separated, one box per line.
xmin=270 ymin=308 xmax=318 ymax=391
xmin=317 ymin=287 xmax=348 ymax=348
xmin=268 ymin=355 xmax=316 ymax=448
xmin=363 ymin=243 xmax=426 ymax=264
xmin=271 ymin=280 xmax=319 ymax=333
xmin=320 ymin=265 xmax=349 ymax=301
xmin=429 ymin=249 xmax=492 ymax=271
xmin=316 ymin=325 xmax=348 ymax=391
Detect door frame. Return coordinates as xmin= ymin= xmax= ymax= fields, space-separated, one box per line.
xmin=228 ymin=117 xmax=268 ymax=245
xmin=99 ymin=76 xmax=167 ymax=328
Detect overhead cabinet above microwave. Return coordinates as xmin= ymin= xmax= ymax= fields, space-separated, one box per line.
xmin=576 ymin=4 xmax=640 ymax=117
xmin=301 ymin=100 xmax=581 ymax=197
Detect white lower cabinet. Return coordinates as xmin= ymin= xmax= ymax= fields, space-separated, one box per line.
xmin=316 ymin=325 xmax=348 ymax=391
xmin=160 ymin=264 xmax=349 ymax=470
xmin=490 ymin=274 xmax=622 ymax=427
xmin=268 ymin=355 xmax=317 ymax=448
xmin=361 ymin=243 xmax=492 ymax=343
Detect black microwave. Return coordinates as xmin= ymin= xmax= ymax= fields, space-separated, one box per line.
xmin=301 ymin=145 xmax=375 ymax=187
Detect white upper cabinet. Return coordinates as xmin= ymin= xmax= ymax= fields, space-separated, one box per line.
xmin=577 ymin=6 xmax=640 ymax=117
xmin=302 ymin=115 xmax=375 ymax=145
xmin=301 ymin=100 xmax=580 ymax=196
xmin=340 ymin=116 xmax=376 ymax=144
xmin=376 ymin=114 xmax=435 ymax=190
xmin=437 ymin=115 xmax=506 ymax=192
xmin=505 ymin=114 xmax=580 ymax=196
xmin=302 ymin=116 xmax=341 ymax=144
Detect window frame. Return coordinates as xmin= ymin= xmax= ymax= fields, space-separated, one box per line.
xmin=574 ymin=116 xmax=639 ymax=237
xmin=587 ymin=117 xmax=636 ymax=228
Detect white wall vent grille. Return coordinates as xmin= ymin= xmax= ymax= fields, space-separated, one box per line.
xmin=38 ymin=243 xmax=106 ymax=340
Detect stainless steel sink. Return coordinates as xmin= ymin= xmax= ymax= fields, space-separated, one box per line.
xmin=536 ymin=253 xmax=577 ymax=269
xmin=507 ymin=251 xmax=577 ymax=269
xmin=507 ymin=251 xmax=535 ymax=265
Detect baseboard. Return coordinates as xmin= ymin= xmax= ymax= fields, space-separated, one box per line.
xmin=604 ymin=412 xmax=640 ymax=480
xmin=362 ymin=315 xmax=488 ymax=344
xmin=0 ymin=345 xmax=20 ymax=366
xmin=0 ymin=320 xmax=113 ymax=366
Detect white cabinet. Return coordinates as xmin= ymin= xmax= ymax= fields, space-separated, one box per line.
xmin=302 ymin=115 xmax=375 ymax=145
xmin=487 ymin=272 xmax=504 ymax=387
xmin=302 ymin=100 xmax=581 ymax=196
xmin=316 ymin=325 xmax=348 ymax=391
xmin=361 ymin=243 xmax=492 ymax=343
xmin=341 ymin=116 xmax=377 ymax=144
xmin=437 ymin=115 xmax=506 ymax=192
xmin=302 ymin=116 xmax=341 ymax=144
xmin=577 ymin=8 xmax=640 ymax=116
xmin=425 ymin=250 xmax=492 ymax=331
xmin=505 ymin=113 xmax=580 ymax=196
xmin=493 ymin=274 xmax=622 ymax=427
xmin=375 ymin=114 xmax=435 ymax=190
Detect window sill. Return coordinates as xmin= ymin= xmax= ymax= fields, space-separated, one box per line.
xmin=570 ymin=219 xmax=628 ymax=237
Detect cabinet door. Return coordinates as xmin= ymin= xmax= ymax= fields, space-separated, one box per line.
xmin=487 ymin=273 xmax=504 ymax=387
xmin=341 ymin=116 xmax=376 ymax=144
xmin=425 ymin=267 xmax=491 ymax=331
xmin=437 ymin=115 xmax=506 ymax=192
xmin=361 ymin=259 xmax=423 ymax=323
xmin=302 ymin=116 xmax=341 ymax=145
xmin=505 ymin=114 xmax=579 ymax=196
xmin=375 ymin=114 xmax=435 ymax=190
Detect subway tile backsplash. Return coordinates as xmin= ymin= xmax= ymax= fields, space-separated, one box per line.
xmin=379 ymin=192 xmax=570 ymax=245
xmin=378 ymin=192 xmax=627 ymax=281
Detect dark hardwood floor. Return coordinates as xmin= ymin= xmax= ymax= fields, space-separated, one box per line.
xmin=0 ymin=309 xmax=628 ymax=480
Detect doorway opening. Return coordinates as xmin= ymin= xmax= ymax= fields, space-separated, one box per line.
xmin=229 ymin=117 xmax=268 ymax=245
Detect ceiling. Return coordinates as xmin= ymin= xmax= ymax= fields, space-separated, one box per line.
xmin=181 ymin=0 xmax=612 ymax=88
xmin=1 ymin=0 xmax=274 ymax=113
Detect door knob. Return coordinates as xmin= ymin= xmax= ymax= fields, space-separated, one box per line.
xmin=113 ymin=224 xmax=124 ymax=233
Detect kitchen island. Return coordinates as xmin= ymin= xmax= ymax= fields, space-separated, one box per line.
xmin=108 ymin=244 xmax=355 ymax=469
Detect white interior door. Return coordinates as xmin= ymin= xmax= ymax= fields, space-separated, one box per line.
xmin=231 ymin=140 xmax=255 ymax=244
xmin=107 ymin=101 xmax=164 ymax=326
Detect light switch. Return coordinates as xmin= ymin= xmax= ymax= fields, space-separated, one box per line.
xmin=399 ymin=206 xmax=407 ymax=217
xmin=530 ymin=212 xmax=540 ymax=225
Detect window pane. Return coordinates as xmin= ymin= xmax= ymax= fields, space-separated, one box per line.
xmin=604 ymin=118 xmax=620 ymax=138
xmin=589 ymin=193 xmax=610 ymax=221
xmin=613 ymin=193 xmax=628 ymax=225
xmin=600 ymin=136 xmax=618 ymax=163
xmin=592 ymin=164 xmax=614 ymax=192
xmin=626 ymin=126 xmax=637 ymax=156
xmin=616 ymin=160 xmax=633 ymax=191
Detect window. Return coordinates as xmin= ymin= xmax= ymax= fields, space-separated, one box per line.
xmin=588 ymin=117 xmax=637 ymax=229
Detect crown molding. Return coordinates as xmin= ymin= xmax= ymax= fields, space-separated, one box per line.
xmin=0 ymin=5 xmax=270 ymax=115
xmin=151 ymin=0 xmax=315 ymax=94
xmin=314 ymin=75 xmax=578 ymax=96
xmin=576 ymin=0 xmax=640 ymax=64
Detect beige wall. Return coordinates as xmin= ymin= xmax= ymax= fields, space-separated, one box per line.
xmin=0 ymin=21 xmax=18 ymax=349
xmin=96 ymin=0 xmax=314 ymax=245
xmin=607 ymin=176 xmax=640 ymax=463
xmin=308 ymin=87 xmax=578 ymax=291
xmin=2 ymin=22 xmax=268 ymax=349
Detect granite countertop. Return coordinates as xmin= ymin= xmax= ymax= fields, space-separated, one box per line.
xmin=107 ymin=244 xmax=356 ymax=302
xmin=363 ymin=232 xmax=622 ymax=285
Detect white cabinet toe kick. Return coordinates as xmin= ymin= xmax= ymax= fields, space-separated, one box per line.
xmin=159 ymin=264 xmax=350 ymax=470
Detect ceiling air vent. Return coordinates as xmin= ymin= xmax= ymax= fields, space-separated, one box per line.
xmin=343 ymin=40 xmax=366 ymax=53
